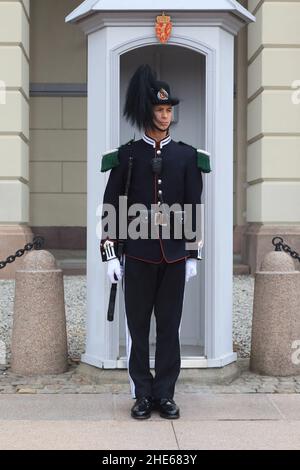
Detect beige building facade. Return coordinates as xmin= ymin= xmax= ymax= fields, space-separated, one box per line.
xmin=0 ymin=0 xmax=299 ymax=278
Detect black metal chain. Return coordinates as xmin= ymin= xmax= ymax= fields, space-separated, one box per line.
xmin=272 ymin=236 xmax=300 ymax=263
xmin=0 ymin=236 xmax=45 ymax=270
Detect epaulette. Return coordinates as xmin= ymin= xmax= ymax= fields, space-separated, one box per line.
xmin=100 ymin=139 xmax=135 ymax=172
xmin=101 ymin=148 xmax=119 ymax=172
xmin=178 ymin=141 xmax=211 ymax=173
xmin=195 ymin=149 xmax=211 ymax=173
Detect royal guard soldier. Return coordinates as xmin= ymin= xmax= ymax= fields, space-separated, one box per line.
xmin=100 ymin=64 xmax=211 ymax=420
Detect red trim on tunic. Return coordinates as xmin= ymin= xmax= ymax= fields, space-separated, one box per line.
xmin=125 ymin=254 xmax=164 ymax=264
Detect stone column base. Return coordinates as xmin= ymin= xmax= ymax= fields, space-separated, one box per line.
xmin=242 ymin=223 xmax=300 ymax=275
xmin=233 ymin=224 xmax=247 ymax=254
xmin=0 ymin=225 xmax=33 ymax=280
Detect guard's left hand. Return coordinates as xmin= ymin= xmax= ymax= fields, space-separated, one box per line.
xmin=185 ymin=258 xmax=197 ymax=282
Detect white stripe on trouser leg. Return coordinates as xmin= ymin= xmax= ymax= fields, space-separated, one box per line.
xmin=125 ymin=316 xmax=136 ymax=399
xmin=122 ymin=255 xmax=136 ymax=399
xmin=179 ymin=318 xmax=182 ymax=368
xmin=178 ymin=279 xmax=187 ymax=372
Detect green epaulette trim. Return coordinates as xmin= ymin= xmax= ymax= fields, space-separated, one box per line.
xmin=100 ymin=139 xmax=135 ymax=173
xmin=196 ymin=149 xmax=211 ymax=173
xmin=101 ymin=149 xmax=119 ymax=172
xmin=178 ymin=141 xmax=211 ymax=173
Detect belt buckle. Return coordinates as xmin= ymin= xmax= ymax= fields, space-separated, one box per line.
xmin=154 ymin=211 xmax=168 ymax=226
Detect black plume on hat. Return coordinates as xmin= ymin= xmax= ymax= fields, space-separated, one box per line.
xmin=123 ymin=64 xmax=179 ymax=131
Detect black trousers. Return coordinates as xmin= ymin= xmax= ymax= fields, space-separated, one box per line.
xmin=123 ymin=255 xmax=186 ymax=400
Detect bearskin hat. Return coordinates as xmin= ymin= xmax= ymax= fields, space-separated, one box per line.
xmin=123 ymin=64 xmax=179 ymax=131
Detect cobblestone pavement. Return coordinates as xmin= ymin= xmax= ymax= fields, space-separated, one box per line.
xmin=1 ymin=359 xmax=300 ymax=395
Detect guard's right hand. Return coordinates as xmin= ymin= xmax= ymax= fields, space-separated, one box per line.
xmin=107 ymin=258 xmax=123 ymax=284
xmin=185 ymin=258 xmax=197 ymax=282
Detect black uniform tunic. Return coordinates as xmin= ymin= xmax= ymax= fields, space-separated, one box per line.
xmin=100 ymin=133 xmax=204 ymax=263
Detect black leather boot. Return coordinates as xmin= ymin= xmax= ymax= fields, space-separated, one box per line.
xmin=131 ymin=396 xmax=153 ymax=419
xmin=153 ymin=398 xmax=180 ymax=419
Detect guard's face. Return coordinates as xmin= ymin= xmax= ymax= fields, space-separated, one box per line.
xmin=152 ymin=104 xmax=173 ymax=131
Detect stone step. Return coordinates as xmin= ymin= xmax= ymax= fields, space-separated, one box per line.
xmin=233 ymin=253 xmax=250 ymax=275
xmin=233 ymin=263 xmax=250 ymax=275
xmin=48 ymin=250 xmax=86 ymax=276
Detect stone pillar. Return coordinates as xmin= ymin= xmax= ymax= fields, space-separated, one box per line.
xmin=250 ymin=251 xmax=300 ymax=376
xmin=244 ymin=1 xmax=300 ymax=273
xmin=0 ymin=0 xmax=32 ymax=279
xmin=11 ymin=250 xmax=68 ymax=375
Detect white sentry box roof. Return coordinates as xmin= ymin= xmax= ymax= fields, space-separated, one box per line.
xmin=65 ymin=0 xmax=255 ymax=24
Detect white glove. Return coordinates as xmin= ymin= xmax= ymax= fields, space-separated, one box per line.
xmin=107 ymin=258 xmax=123 ymax=284
xmin=185 ymin=258 xmax=197 ymax=282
